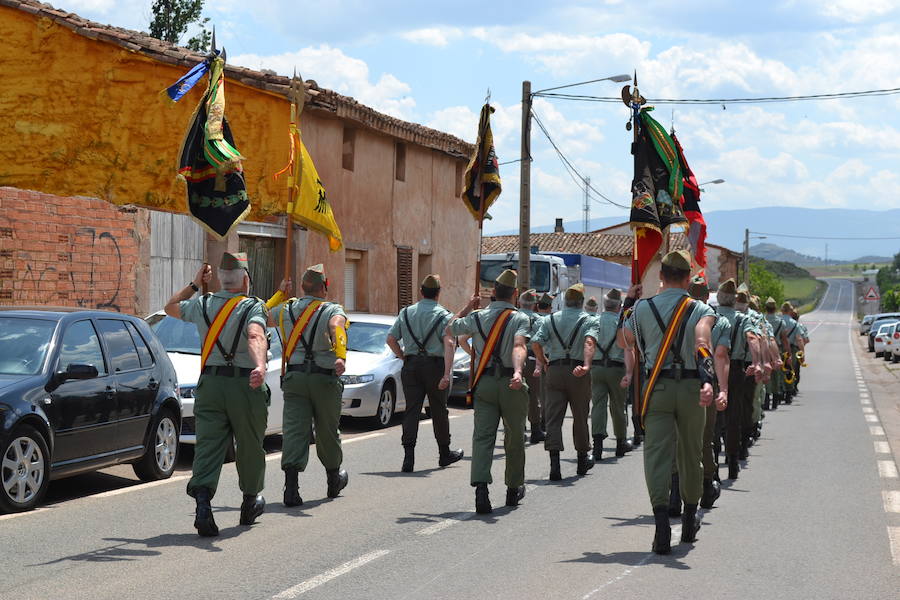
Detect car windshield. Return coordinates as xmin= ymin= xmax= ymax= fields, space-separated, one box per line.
xmin=0 ymin=317 xmax=57 ymax=375
xmin=480 ymin=260 xmax=551 ymax=292
xmin=348 ymin=322 xmax=389 ymax=354
xmin=147 ymin=314 xmax=282 ymax=359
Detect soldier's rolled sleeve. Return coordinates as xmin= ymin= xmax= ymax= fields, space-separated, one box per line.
xmin=512 ymin=314 xmax=530 ymax=339
xmin=585 ymin=323 xmax=601 ymax=345
xmin=449 ymin=314 xmax=476 ymax=336
xmin=388 ymin=315 xmax=403 ymax=340
xmin=532 ymin=319 xmax=549 ymax=345
xmin=246 ymin=301 xmax=268 ymax=331
xmin=178 ymin=297 xmax=201 ymax=323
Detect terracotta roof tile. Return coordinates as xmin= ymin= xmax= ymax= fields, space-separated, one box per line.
xmin=6 ymin=0 xmax=474 ymax=159
xmin=482 ymin=231 xmax=691 ymax=258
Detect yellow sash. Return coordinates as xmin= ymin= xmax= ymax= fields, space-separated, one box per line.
xmin=281 ymin=300 xmax=323 ymax=374
xmin=200 ymin=295 xmax=246 ymax=370
xmin=467 ymin=309 xmax=514 ymax=405
xmin=639 ymin=296 xmax=694 ymax=426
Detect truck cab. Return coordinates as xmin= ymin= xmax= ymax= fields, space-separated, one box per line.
xmin=479 ymin=253 xmax=569 ymax=310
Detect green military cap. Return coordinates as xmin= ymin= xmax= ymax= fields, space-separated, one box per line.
xmin=718 ymin=278 xmax=737 ymax=294
xmin=537 ymin=292 xmax=554 ymax=307
xmin=495 ymin=268 xmax=517 ymax=288
xmin=736 ymin=290 xmax=749 ymax=303
xmin=661 ymin=249 xmax=692 ymax=271
xmin=781 ymin=301 xmax=794 ymax=311
xmin=421 ymin=274 xmax=441 ymax=289
xmin=220 ymin=251 xmax=249 ymax=271
xmin=585 ymin=296 xmax=599 ymax=310
xmin=749 ymin=295 xmax=760 ymax=311
xmin=765 ymin=297 xmax=777 ymax=308
xmin=564 ymin=282 xmax=585 ymax=302
xmin=303 ymin=263 xmax=326 ymax=284
xmin=520 ymin=288 xmax=537 ymax=303
xmin=606 ymin=288 xmax=622 ymax=302
xmin=688 ymin=276 xmax=709 ymax=299
xmin=737 ymin=282 xmax=750 ymax=294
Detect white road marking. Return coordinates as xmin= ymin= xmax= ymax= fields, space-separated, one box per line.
xmin=883 ymin=491 xmax=900 ymax=513
xmin=862 ymin=399 xmax=872 ymax=406
xmin=91 ymin=474 xmax=191 ymax=498
xmin=878 ymin=461 xmax=899 ymax=479
xmin=872 ymin=426 xmax=886 ymax=436
xmin=863 ymin=407 xmax=875 ymax=414
xmin=865 ymin=414 xmax=880 ymax=423
xmin=875 ymin=441 xmax=891 ymax=454
xmin=272 ymin=549 xmax=390 ymax=599
xmin=0 ymin=506 xmax=52 ymax=521
xmin=889 ymin=527 xmax=900 ymax=566
xmin=344 ymin=432 xmax=386 ymax=444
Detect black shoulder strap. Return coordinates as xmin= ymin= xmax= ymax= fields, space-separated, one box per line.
xmin=600 ymin=316 xmax=618 ymax=360
xmin=670 ymin=302 xmax=697 ymax=365
xmin=421 ymin=311 xmax=450 ymax=350
xmin=647 ymin=298 xmax=666 ymax=334
xmin=299 ymin=302 xmax=330 ymax=359
xmin=401 ymin=307 xmax=425 ymax=352
xmin=474 ymin=312 xmax=487 ymax=341
xmin=550 ymin=314 xmax=588 ymax=359
xmin=788 ymin=322 xmax=798 ymax=338
xmin=201 ymin=294 xmax=234 ymax=365
xmin=226 ymin=300 xmax=257 ymax=366
xmin=491 ymin=311 xmax=515 ymax=364
xmin=730 ymin=314 xmax=743 ymax=355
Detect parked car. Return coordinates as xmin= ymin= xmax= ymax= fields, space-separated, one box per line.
xmin=0 ymin=308 xmax=180 ymax=512
xmin=891 ymin=328 xmax=900 ymax=363
xmin=868 ymin=318 xmax=899 ymax=352
xmin=860 ymin=315 xmax=875 ymax=336
xmin=450 ymin=346 xmax=472 ymax=402
xmin=145 ymin=311 xmax=285 ymax=445
xmin=883 ymin=323 xmax=899 ymax=361
xmin=873 ymin=322 xmax=895 ymax=358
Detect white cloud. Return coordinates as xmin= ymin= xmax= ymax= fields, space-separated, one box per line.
xmin=819 ymin=0 xmax=897 ymax=22
xmin=400 ymin=27 xmax=463 ymax=47
xmin=231 ymin=45 xmax=415 ymax=119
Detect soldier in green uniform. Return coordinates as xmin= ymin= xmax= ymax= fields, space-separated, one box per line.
xmin=744 ymin=293 xmax=769 ymax=444
xmin=586 ymin=291 xmax=633 ymax=461
xmin=517 ymin=289 xmax=546 ymax=443
xmin=387 ymin=274 xmax=463 ymax=473
xmin=271 ymin=264 xmax=349 ymax=506
xmin=622 ymin=250 xmax=726 ymax=554
xmin=764 ymin=297 xmax=788 ymax=409
xmin=444 ymin=269 xmax=531 ymax=514
xmin=532 ymin=283 xmax=598 ymax=480
xmin=164 ymin=254 xmax=269 ymax=536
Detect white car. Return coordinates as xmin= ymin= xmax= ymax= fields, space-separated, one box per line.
xmin=882 ymin=323 xmax=899 ymax=362
xmin=873 ymin=322 xmax=895 ymax=358
xmin=860 ymin=315 xmax=875 ymax=336
xmin=145 ymin=312 xmax=285 ymax=444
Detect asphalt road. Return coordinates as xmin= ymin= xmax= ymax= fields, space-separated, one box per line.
xmin=3 ymin=279 xmax=898 ymax=599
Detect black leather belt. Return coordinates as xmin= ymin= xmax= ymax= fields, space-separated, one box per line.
xmin=658 ymin=368 xmax=699 ymax=379
xmin=286 ymin=363 xmax=336 ymax=376
xmin=404 ymin=355 xmax=443 ymax=363
xmin=549 ymin=358 xmax=581 ymax=366
xmin=730 ymin=359 xmax=750 ymax=369
xmin=485 ymin=365 xmax=515 ymax=377
xmin=592 ymin=359 xmax=624 ymax=368
xmin=202 ymin=366 xmax=253 ymax=377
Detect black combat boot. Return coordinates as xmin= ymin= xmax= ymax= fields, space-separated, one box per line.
xmin=739 ymin=438 xmax=750 ymax=460
xmin=549 ymin=450 xmax=562 ymax=481
xmin=763 ymin=394 xmax=771 ymax=411
xmin=438 ymin=444 xmax=464 ymax=467
xmin=652 ymin=506 xmax=671 ymax=555
xmin=239 ymin=494 xmax=265 ymax=526
xmin=505 ymin=485 xmax=526 ymax=507
xmin=616 ymin=438 xmax=634 ymax=457
xmin=592 ymin=434 xmax=605 ymax=461
xmin=631 ymin=433 xmax=643 ymax=448
xmin=530 ymin=426 xmax=546 ymax=444
xmin=699 ymin=478 xmax=721 ymax=509
xmin=401 ymin=446 xmax=415 ymax=473
xmin=474 ymin=482 xmax=492 ymax=514
xmin=681 ymin=503 xmax=701 ymax=543
xmin=283 ymin=468 xmax=302 ymax=507
xmin=577 ymin=452 xmax=594 ymax=476
xmin=668 ymin=473 xmax=682 ymax=517
xmin=784 ymin=390 xmax=793 ymax=405
xmin=727 ymin=455 xmax=740 ymax=480
xmin=326 ymin=468 xmax=349 ymax=498
xmin=772 ymin=393 xmax=780 ymax=409
xmin=193 ymin=488 xmax=218 ymax=537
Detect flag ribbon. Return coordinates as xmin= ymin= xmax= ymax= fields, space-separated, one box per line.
xmin=282 ymin=300 xmax=323 ymax=374
xmin=467 ymin=309 xmax=514 ymax=405
xmin=639 ymin=296 xmax=694 ymax=426
xmin=201 ymin=295 xmax=246 ymax=370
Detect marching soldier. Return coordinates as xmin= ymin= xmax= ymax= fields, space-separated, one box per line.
xmin=622 ymin=250 xmax=726 ymax=554
xmin=586 ymin=291 xmax=633 ymax=461
xmin=164 ymin=254 xmax=269 ymax=536
xmin=517 ymin=289 xmax=546 ymax=443
xmin=764 ymin=297 xmax=788 ymax=409
xmin=386 ymin=274 xmax=463 ymax=473
xmin=780 ymin=302 xmax=801 ymax=403
xmin=272 ymin=264 xmax=349 ymax=507
xmin=532 ymin=283 xmax=598 ymax=480
xmin=790 ymin=309 xmax=808 ymax=389
xmin=444 ymin=269 xmax=531 ymax=514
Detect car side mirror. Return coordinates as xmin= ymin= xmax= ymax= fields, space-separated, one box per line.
xmin=58 ymin=363 xmax=99 ymax=382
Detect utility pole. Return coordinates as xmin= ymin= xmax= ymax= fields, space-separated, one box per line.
xmin=518 ymin=80 xmax=532 ymax=289
xmin=743 ymin=228 xmax=750 ymax=288
xmin=583 ymin=176 xmax=590 ymax=233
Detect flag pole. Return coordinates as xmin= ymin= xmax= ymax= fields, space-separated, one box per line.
xmin=284 ymin=71 xmax=305 ymax=284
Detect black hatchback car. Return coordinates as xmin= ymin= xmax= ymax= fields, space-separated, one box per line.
xmin=0 ymin=309 xmax=180 ymax=512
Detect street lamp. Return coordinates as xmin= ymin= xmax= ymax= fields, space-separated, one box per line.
xmin=698 ymin=178 xmax=725 ymax=192
xmin=518 ymin=73 xmax=631 ymax=288
xmin=743 ymin=230 xmax=767 ymax=287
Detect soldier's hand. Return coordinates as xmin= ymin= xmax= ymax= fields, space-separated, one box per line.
xmin=533 ymin=366 xmax=542 ymax=378
xmin=194 ymin=264 xmax=212 ymax=288
xmin=468 ymin=295 xmax=482 ymax=311
xmin=438 ymin=375 xmax=450 ymax=390
xmin=775 ymin=359 xmax=783 ymax=369
xmin=627 ymin=283 xmax=643 ymax=299
xmin=715 ymin=391 xmax=728 ymax=411
xmin=573 ymin=365 xmax=590 ymax=377
xmin=699 ymin=382 xmax=714 ymax=406
xmin=509 ymin=371 xmax=523 ymax=390
xmin=249 ymin=366 xmax=265 ymax=389
xmin=619 ymin=373 xmax=632 ymax=389
xmin=279 ymin=278 xmax=293 ymax=295
xmin=334 ymin=358 xmax=346 ymax=376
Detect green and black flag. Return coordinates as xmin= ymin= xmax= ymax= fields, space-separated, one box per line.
xmin=461 ymin=103 xmax=501 ymax=221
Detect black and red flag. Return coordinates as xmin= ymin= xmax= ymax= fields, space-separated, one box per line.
xmin=672 ymin=133 xmax=707 ymax=274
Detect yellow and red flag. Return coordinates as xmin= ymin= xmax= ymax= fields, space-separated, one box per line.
xmin=461 ymin=103 xmax=502 ymax=221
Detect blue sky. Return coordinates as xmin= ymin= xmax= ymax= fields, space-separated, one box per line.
xmin=65 ymin=0 xmax=900 ymax=255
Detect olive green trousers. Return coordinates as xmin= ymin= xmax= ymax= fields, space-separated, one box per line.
xmin=281 ymin=371 xmax=344 ymax=472
xmin=471 ymin=374 xmax=528 ymax=487
xmin=590 ymin=365 xmax=628 ymax=440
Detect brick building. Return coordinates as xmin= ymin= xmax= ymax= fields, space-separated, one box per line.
xmin=0 ymin=0 xmax=477 ymax=316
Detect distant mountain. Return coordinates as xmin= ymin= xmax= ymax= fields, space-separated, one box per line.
xmin=750 ymin=242 xmax=892 ymax=266
xmin=490 ymin=207 xmax=900 ymax=261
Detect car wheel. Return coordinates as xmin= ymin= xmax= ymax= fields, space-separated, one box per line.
xmin=876 ymin=351 xmax=882 ymax=358
xmin=0 ymin=424 xmax=50 ymax=513
xmin=133 ymin=409 xmax=179 ymax=481
xmin=371 ymin=384 xmax=396 ymax=428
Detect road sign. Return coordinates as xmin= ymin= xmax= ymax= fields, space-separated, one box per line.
xmin=864 ymin=286 xmax=880 ymax=301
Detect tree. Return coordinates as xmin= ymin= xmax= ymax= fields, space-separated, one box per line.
xmin=749 ymin=262 xmax=784 ymax=306
xmin=149 ymin=0 xmax=211 ymax=52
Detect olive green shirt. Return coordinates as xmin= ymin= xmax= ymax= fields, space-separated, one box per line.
xmin=624 ymin=288 xmax=715 ymax=370
xmin=449 ymin=302 xmax=530 ymax=370
xmin=714 ymin=306 xmax=758 ymax=362
xmin=781 ymin=315 xmax=801 ymax=346
xmin=273 ymin=296 xmax=347 ymax=369
xmin=766 ymin=313 xmax=786 ymax=347
xmin=518 ymin=308 xmax=543 ymax=340
xmin=388 ymin=299 xmax=452 ymax=357
xmin=711 ymin=311 xmax=732 ymax=352
xmin=532 ymin=307 xmax=598 ymax=362
xmin=590 ymin=310 xmax=626 ymax=363
xmin=179 ymin=292 xmax=268 ymax=369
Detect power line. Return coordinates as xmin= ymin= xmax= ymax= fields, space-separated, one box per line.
xmin=530 ymin=109 xmax=630 ymax=210
xmin=534 ymin=85 xmax=900 ymax=106
xmin=751 ymin=231 xmax=900 ymax=241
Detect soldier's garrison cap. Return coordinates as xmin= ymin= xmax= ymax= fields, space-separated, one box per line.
xmin=688 ymin=276 xmax=709 ymax=299
xmin=303 ymin=263 xmax=326 ymax=284
xmin=661 ymin=249 xmax=692 ymax=271
xmin=564 ymin=282 xmax=585 ymax=302
xmin=781 ymin=301 xmax=794 ymax=311
xmin=585 ymin=296 xmax=599 ymax=311
xmin=537 ymin=292 xmax=554 ymax=307
xmin=765 ymin=297 xmax=777 ymax=308
xmin=736 ymin=291 xmax=749 ymax=303
xmin=749 ymin=295 xmax=760 ymax=311
xmin=606 ymin=288 xmax=622 ymax=302
xmin=737 ymin=282 xmax=750 ymax=294
xmin=220 ymin=252 xmax=249 ymax=271
xmin=495 ymin=269 xmax=517 ymax=288
xmin=717 ymin=278 xmax=737 ymax=294
xmin=421 ymin=274 xmax=441 ymax=289
xmin=520 ymin=289 xmax=537 ymax=303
